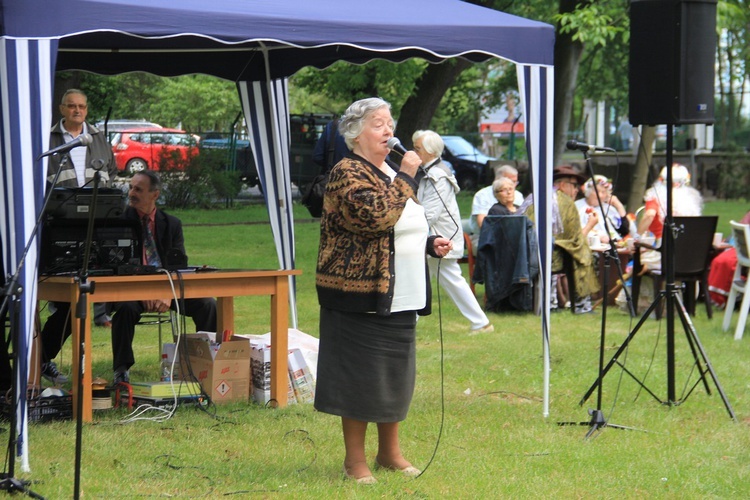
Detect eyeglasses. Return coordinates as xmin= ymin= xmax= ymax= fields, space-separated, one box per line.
xmin=494 ymin=188 xmax=514 ymax=194
xmin=563 ymin=180 xmax=580 ymax=189
xmin=64 ymin=103 xmax=87 ymax=110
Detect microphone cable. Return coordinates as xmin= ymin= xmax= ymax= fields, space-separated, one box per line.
xmin=414 ymin=160 xmax=461 ymax=477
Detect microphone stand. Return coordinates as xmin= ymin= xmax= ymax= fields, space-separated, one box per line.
xmin=73 ymin=170 xmax=102 ymax=500
xmin=558 ymin=150 xmax=640 ymax=437
xmin=0 ymin=154 xmax=76 ymax=498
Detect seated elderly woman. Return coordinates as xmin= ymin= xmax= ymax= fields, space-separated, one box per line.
xmin=575 ymin=175 xmax=632 ymax=244
xmin=488 ymin=177 xmax=520 ymax=216
xmin=637 ymin=164 xmax=703 ymax=271
xmin=638 ymin=164 xmax=703 ymax=243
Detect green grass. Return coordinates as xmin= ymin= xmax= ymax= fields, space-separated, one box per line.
xmin=22 ymin=198 xmax=750 ymax=497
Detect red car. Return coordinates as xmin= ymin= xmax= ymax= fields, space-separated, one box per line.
xmin=111 ymin=127 xmax=199 ymax=174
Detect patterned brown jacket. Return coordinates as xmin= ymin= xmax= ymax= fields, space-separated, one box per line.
xmin=316 ymin=154 xmax=438 ymax=316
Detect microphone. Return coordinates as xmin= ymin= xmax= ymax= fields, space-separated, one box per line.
xmin=38 ymin=134 xmax=93 ymax=159
xmin=566 ymin=140 xmax=615 ymax=153
xmin=387 ymin=137 xmax=407 ymax=156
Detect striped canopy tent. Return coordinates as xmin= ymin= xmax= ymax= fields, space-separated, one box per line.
xmin=0 ymin=0 xmax=554 ymax=468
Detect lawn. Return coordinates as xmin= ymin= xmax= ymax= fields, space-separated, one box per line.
xmin=17 ymin=195 xmax=750 ymax=498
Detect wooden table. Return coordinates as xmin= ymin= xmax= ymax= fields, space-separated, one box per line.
xmin=38 ymin=269 xmax=301 ymax=421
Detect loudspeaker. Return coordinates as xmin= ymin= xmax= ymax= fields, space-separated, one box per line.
xmin=629 ymin=0 xmax=717 ymax=125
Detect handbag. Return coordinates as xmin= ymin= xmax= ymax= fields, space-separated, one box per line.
xmin=300 ymin=171 xmax=329 ymax=218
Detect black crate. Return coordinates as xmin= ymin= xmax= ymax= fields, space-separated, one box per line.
xmin=2 ymin=392 xmax=73 ymax=423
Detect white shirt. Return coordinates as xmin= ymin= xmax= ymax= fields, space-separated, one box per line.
xmin=575 ymin=198 xmax=623 ymax=241
xmin=470 ymin=185 xmax=496 ymax=234
xmin=391 ymin=199 xmax=429 ymax=313
xmin=61 ymin=120 xmax=88 ymax=187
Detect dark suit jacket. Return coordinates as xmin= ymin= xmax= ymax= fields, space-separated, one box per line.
xmin=123 ymin=206 xmax=186 ymax=266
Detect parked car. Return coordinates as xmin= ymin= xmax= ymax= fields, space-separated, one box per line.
xmin=95 ymin=119 xmax=162 ymax=142
xmin=111 ymin=127 xmax=199 ymax=174
xmin=289 ymin=113 xmax=334 ymax=191
xmin=199 ymin=133 xmax=260 ymax=188
xmin=441 ymin=135 xmax=495 ymax=191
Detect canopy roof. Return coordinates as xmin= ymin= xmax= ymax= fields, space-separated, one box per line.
xmin=3 ymin=0 xmax=553 ymax=80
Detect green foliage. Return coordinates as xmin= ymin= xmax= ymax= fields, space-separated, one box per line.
xmin=290 ymin=60 xmax=426 ymax=118
xmin=554 ymin=3 xmax=626 ymax=46
xmin=58 ymin=72 xmax=240 ymax=132
xmin=157 ymin=149 xmax=242 ymax=209
xmin=147 ymin=75 xmax=239 ymax=133
xmin=716 ymin=153 xmax=750 ymax=199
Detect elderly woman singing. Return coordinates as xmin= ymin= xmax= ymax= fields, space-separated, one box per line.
xmin=314 ymin=97 xmax=452 ymax=484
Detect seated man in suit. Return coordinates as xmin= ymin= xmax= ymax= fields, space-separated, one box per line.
xmin=111 ymin=171 xmax=217 ymax=384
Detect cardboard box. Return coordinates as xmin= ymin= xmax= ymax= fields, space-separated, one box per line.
xmin=288 ymin=348 xmax=315 ymax=404
xmin=252 ymin=372 xmax=297 ymax=406
xmin=180 ymin=336 xmax=250 ymax=404
xmin=250 ymin=341 xmax=271 ymax=392
xmin=249 ymin=342 xmax=298 ymax=405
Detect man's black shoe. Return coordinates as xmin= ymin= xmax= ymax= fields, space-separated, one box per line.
xmin=113 ymin=370 xmax=130 ymax=385
xmin=42 ymin=361 xmax=69 ymax=385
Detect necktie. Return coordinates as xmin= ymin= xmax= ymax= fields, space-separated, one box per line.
xmin=142 ymin=215 xmax=162 ymax=267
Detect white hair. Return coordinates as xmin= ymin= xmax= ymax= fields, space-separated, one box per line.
xmin=412 ymin=130 xmax=444 ymax=157
xmin=338 ymin=97 xmax=391 ymax=150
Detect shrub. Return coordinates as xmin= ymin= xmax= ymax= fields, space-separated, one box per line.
xmin=716 ymin=152 xmax=750 ymax=199
xmin=157 ymin=149 xmax=243 ymax=209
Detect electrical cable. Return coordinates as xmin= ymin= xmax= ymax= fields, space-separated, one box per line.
xmin=413 ymin=159 xmax=461 ymax=477
xmin=415 ymin=257 xmax=445 ymax=479
xmin=120 ymin=269 xmax=182 ymax=423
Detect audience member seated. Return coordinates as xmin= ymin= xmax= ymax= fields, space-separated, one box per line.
xmin=488 ymin=177 xmax=521 ymax=216
xmin=527 ymin=166 xmax=600 ymax=313
xmin=575 ymin=175 xmax=632 ymax=244
xmin=110 ymin=171 xmax=217 ymax=385
xmin=636 ymin=164 xmax=703 ymax=271
xmin=469 ymin=164 xmax=523 ymax=251
xmin=474 ymin=214 xmax=538 ymax=312
xmin=708 ymin=210 xmax=750 ymax=309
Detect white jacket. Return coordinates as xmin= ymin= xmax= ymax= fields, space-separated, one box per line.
xmin=417 ymin=159 xmax=464 ymax=259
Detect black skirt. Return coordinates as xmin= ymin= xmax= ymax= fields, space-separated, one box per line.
xmin=314 ymin=307 xmax=417 ymax=422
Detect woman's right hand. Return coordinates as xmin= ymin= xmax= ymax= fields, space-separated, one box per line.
xmin=585 ymin=211 xmax=599 ymax=232
xmin=398 ymin=151 xmax=421 ymax=178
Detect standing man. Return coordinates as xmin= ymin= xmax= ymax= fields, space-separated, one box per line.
xmin=312 ymin=117 xmax=349 ymax=170
xmin=414 ymin=130 xmax=493 ymax=334
xmin=110 ymin=171 xmax=217 ymax=384
xmin=40 ymin=89 xmax=119 ymax=385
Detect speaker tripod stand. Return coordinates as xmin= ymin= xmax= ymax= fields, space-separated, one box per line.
xmin=580 ymin=126 xmax=735 ymax=420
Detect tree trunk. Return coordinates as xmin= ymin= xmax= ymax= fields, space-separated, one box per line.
xmin=627 ymin=125 xmax=657 ymax=213
xmin=396 ymin=59 xmax=472 ymax=149
xmin=553 ymin=0 xmax=587 ymax=167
